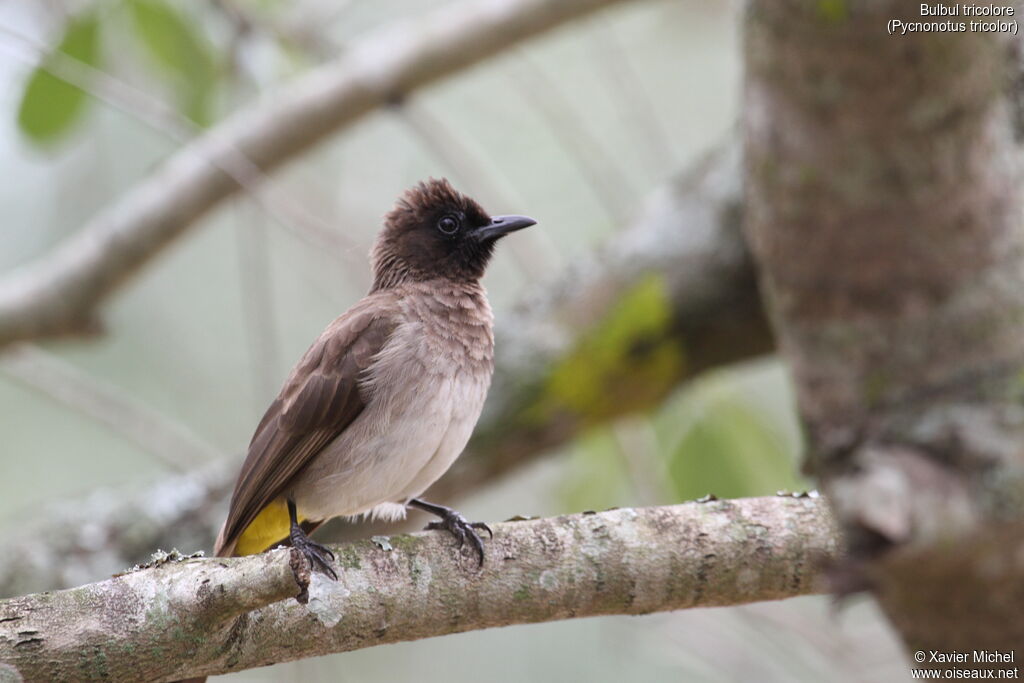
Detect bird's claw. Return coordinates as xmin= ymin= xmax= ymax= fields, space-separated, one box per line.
xmin=290 ymin=526 xmax=338 ymax=581
xmin=425 ymin=512 xmax=492 ymax=567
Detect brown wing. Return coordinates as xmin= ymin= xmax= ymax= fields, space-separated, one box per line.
xmin=215 ymin=295 xmax=397 ymax=556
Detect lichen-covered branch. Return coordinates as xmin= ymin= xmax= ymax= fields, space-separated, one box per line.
xmin=0 ymin=497 xmax=836 ymax=682
xmin=0 ymin=144 xmax=767 ymax=599
xmin=0 ymin=0 xmax=640 ymax=348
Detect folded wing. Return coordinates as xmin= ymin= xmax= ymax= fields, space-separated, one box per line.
xmin=215 ymin=295 xmax=397 ymax=556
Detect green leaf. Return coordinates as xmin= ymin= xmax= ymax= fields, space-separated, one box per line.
xmin=128 ymin=0 xmax=216 ymax=125
xmin=665 ymin=396 xmax=806 ymax=501
xmin=560 ymin=429 xmax=634 ymax=512
xmin=17 ymin=12 xmax=101 ymax=145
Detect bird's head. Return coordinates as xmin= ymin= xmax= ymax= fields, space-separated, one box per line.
xmin=370 ymin=178 xmax=536 ymax=290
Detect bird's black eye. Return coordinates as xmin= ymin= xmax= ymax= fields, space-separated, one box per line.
xmin=437 ymin=214 xmax=460 ymax=235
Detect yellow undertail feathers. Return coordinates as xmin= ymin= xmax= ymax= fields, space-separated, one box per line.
xmin=232 ymin=499 xmax=307 ymax=556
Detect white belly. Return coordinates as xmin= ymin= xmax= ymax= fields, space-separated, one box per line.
xmin=289 ymin=329 xmax=491 ymax=521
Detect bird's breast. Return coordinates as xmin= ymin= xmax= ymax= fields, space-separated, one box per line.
xmin=291 ymin=283 xmax=496 ymax=519
xmin=367 ymin=295 xmax=494 ymax=435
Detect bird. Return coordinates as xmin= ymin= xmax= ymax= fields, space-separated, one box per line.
xmin=213 ymin=178 xmax=537 ymax=578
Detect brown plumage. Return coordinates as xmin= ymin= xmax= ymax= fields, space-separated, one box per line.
xmin=372 ymin=178 xmax=495 ymax=289
xmin=213 ymin=178 xmax=536 ymax=573
xmin=215 ymin=300 xmax=395 ymax=557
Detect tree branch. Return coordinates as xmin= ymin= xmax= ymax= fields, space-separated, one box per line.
xmin=0 ymin=344 xmax=222 ymax=472
xmin=0 ymin=142 xmax=768 ymax=599
xmin=0 ymin=0 xmax=640 ymax=348
xmin=0 ymin=497 xmax=836 ymax=682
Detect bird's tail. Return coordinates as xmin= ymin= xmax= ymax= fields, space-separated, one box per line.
xmin=218 ymin=501 xmax=325 ymax=557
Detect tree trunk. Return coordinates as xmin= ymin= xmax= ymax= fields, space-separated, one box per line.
xmin=744 ymin=0 xmax=1024 ymax=662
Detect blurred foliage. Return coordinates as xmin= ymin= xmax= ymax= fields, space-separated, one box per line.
xmin=16 ymin=9 xmax=100 ymax=144
xmin=663 ymin=389 xmax=803 ymax=501
xmin=16 ymin=1 xmax=216 ymax=146
xmin=561 ymin=428 xmax=633 ymax=512
xmin=126 ymin=0 xmax=217 ymax=125
xmin=543 ymin=274 xmax=685 ymax=422
xmin=659 ymin=362 xmax=808 ymax=502
xmin=560 ymin=361 xmax=809 ymax=512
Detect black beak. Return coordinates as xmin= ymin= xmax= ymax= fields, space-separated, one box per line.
xmin=474 ymin=214 xmax=537 ymax=241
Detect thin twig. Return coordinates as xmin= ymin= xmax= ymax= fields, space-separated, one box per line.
xmin=507 ymin=52 xmax=638 ymax=225
xmin=209 ymin=0 xmax=343 ymax=61
xmin=586 ymin=14 xmax=676 ymax=175
xmin=612 ymin=415 xmax=672 ymax=504
xmin=0 ymin=25 xmax=358 ymax=261
xmin=0 ymin=344 xmax=223 ymax=470
xmin=233 ymin=204 xmax=283 ymax=406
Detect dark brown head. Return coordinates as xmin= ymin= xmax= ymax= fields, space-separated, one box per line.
xmin=370 ymin=178 xmax=536 ymax=291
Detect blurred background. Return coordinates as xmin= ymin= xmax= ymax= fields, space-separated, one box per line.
xmin=0 ymin=0 xmax=909 ymax=680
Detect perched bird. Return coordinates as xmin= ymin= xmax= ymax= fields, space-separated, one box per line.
xmin=213 ymin=178 xmax=536 ymax=575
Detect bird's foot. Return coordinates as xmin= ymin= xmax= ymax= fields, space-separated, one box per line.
xmin=288 ymin=526 xmax=337 ymax=604
xmin=426 ymin=513 xmax=492 ymax=566
xmin=413 ymin=503 xmax=491 ymax=567
xmin=284 ymin=499 xmax=336 ymax=602
xmin=290 ymin=522 xmax=338 ymax=581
